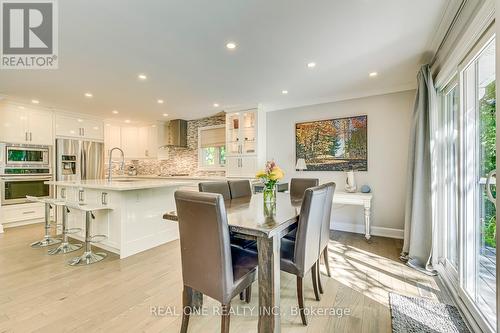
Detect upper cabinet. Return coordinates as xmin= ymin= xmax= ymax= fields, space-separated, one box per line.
xmin=55 ymin=115 xmax=104 ymax=140
xmin=104 ymin=124 xmax=158 ymax=160
xmin=225 ymin=107 xmax=266 ymax=177
xmin=0 ymin=102 xmax=53 ymax=145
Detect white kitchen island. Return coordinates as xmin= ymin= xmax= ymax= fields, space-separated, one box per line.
xmin=46 ymin=179 xmax=196 ymax=259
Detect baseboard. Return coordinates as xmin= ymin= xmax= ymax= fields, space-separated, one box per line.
xmin=332 ymin=221 xmax=404 ymax=239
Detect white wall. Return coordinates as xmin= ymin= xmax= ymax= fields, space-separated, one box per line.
xmin=266 ymin=90 xmax=415 ymax=238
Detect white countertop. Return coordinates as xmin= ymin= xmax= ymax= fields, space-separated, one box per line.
xmin=45 ymin=179 xmax=197 ymax=191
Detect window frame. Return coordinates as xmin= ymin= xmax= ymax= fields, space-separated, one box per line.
xmin=197 ymin=124 xmax=226 ymax=171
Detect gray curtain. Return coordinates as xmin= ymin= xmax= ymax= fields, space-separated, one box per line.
xmin=401 ymin=64 xmax=437 ymax=275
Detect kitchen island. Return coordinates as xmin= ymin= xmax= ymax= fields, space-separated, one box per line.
xmin=46 ymin=179 xmax=197 ymax=258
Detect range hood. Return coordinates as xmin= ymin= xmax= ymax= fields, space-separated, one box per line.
xmin=159 ymin=119 xmax=187 ymax=147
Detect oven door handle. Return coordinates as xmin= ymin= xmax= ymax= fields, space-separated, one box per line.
xmin=0 ymin=176 xmax=53 ymax=181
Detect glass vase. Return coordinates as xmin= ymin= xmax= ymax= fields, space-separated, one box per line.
xmin=263 ymin=185 xmax=277 ymax=203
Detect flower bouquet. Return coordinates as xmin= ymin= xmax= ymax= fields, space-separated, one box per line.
xmin=256 ymin=161 xmax=284 ymax=203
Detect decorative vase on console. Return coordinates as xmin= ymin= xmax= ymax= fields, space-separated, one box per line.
xmin=345 ymin=170 xmax=357 ymax=193
xmin=256 ymin=160 xmax=284 ymax=204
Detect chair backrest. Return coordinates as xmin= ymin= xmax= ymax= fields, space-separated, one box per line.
xmin=174 ymin=190 xmax=233 ymax=303
xmin=198 ymin=181 xmax=231 ymax=200
xmin=228 ymin=180 xmax=252 ymax=199
xmin=290 ymin=178 xmax=319 ymax=201
xmin=319 ymin=183 xmax=336 ymax=251
xmin=293 ymin=183 xmax=335 ymax=275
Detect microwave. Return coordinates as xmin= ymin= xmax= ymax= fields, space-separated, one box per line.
xmin=0 ymin=143 xmax=51 ymax=167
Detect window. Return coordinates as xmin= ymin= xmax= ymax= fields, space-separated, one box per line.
xmin=198 ymin=125 xmax=226 ymax=170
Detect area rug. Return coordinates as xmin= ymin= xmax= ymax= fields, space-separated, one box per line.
xmin=389 ymin=293 xmax=470 ymax=333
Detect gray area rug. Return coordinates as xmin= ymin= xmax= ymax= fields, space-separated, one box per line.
xmin=389 ymin=293 xmax=470 ymax=333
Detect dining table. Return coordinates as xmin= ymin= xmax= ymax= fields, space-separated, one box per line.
xmin=163 ymin=192 xmax=301 ymax=333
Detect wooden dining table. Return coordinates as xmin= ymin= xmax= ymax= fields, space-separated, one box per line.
xmin=163 ymin=192 xmax=301 ymax=333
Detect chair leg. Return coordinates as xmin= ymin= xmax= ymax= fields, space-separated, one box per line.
xmin=317 ymin=260 xmax=324 ymax=294
xmin=221 ymin=303 xmax=231 ymax=333
xmin=181 ymin=286 xmax=192 ymax=333
xmin=323 ymin=247 xmax=331 ymax=277
xmin=245 ymin=284 xmax=252 ymax=303
xmin=311 ymin=263 xmax=321 ymax=301
xmin=296 ymin=277 xmax=307 ymax=325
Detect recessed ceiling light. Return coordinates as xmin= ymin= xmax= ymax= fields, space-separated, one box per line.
xmin=138 ymin=74 xmax=147 ymax=80
xmin=369 ymin=72 xmax=378 ymax=77
xmin=112 ymin=110 xmax=119 ymax=114
xmin=124 ymin=119 xmax=131 ymax=123
xmin=307 ymin=62 xmax=316 ymax=68
xmin=84 ymin=92 xmax=93 ymax=98
xmin=281 ymin=90 xmax=288 ymax=95
xmin=151 ymin=124 xmax=157 ymax=128
xmin=31 ymin=99 xmax=39 ymax=104
xmin=77 ymin=119 xmax=83 ymax=123
xmin=162 ymin=113 xmax=168 ymax=117
xmin=226 ymin=42 xmax=237 ymax=50
xmin=18 ymin=106 xmax=25 ymax=109
xmin=105 ymin=124 xmax=111 ymax=127
xmin=157 ymin=99 xmax=164 ymax=104
xmin=213 ymin=103 xmax=220 ymax=107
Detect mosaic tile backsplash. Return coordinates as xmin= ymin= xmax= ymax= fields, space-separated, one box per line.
xmin=109 ymin=113 xmax=226 ymax=177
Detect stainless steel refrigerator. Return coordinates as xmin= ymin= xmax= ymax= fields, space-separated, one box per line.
xmin=56 ymin=139 xmax=105 ymax=181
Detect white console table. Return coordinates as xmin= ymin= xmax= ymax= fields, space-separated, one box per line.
xmin=333 ymin=191 xmax=373 ymax=240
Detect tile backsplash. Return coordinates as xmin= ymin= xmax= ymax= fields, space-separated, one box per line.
xmin=111 ymin=113 xmax=226 ymax=177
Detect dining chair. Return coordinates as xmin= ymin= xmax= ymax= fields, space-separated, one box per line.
xmin=285 ymin=178 xmax=320 ymax=241
xmin=199 ymin=181 xmax=256 ymax=251
xmin=198 ymin=181 xmax=231 ymax=200
xmin=317 ymin=182 xmax=335 ymax=294
xmin=174 ymin=191 xmax=258 ymax=333
xmin=280 ymin=183 xmax=335 ymax=325
xmin=228 ymin=180 xmax=252 ymax=199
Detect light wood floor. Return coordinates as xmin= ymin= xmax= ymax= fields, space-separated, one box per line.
xmin=0 ymin=224 xmax=449 ymax=333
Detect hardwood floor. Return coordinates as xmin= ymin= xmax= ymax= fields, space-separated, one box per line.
xmin=0 ymin=224 xmax=449 ymax=333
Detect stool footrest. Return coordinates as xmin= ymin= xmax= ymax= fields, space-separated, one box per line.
xmin=66 ymin=228 xmax=82 ymax=235
xmin=90 ymin=235 xmax=107 ymax=243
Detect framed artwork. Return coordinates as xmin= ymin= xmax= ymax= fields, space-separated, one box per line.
xmin=295 ymin=115 xmax=368 ymax=171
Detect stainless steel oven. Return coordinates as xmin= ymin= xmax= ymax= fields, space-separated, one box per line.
xmin=0 ymin=175 xmax=53 ymax=205
xmin=0 ymin=143 xmax=51 ymax=168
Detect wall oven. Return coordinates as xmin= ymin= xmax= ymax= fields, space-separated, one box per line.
xmin=1 ymin=175 xmax=53 ymax=205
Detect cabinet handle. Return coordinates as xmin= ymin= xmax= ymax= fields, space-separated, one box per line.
xmin=25 ymin=132 xmax=28 ymax=141
xmin=61 ymin=188 xmax=66 ymax=199
xmin=22 ymin=210 xmax=36 ymax=214
xmin=82 ymin=128 xmax=85 ymax=137
xmin=78 ymin=190 xmax=84 ymax=202
xmin=29 ymin=132 xmax=32 ymax=141
xmin=102 ymin=192 xmax=108 ymax=205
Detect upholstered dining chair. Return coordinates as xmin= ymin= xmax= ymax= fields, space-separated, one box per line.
xmin=279 ymin=183 xmax=334 ymax=325
xmin=228 ymin=180 xmax=252 ymax=199
xmin=285 ymin=178 xmax=320 ymax=241
xmin=199 ymin=181 xmax=256 ymax=251
xmin=175 ymin=191 xmax=258 ymax=333
xmin=198 ymin=181 xmax=231 ymax=200
xmin=316 ymin=182 xmax=335 ymax=294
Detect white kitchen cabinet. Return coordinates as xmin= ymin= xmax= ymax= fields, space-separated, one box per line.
xmin=0 ymin=103 xmax=54 ymax=145
xmin=105 ymin=125 xmax=158 ymax=159
xmin=225 ymin=107 xmax=265 ymax=178
xmin=55 ymin=114 xmax=104 ymax=140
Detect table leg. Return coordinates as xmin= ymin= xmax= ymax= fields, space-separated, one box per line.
xmin=364 ymin=204 xmax=371 ymax=240
xmin=191 ymin=290 xmax=203 ymax=310
xmin=257 ymin=235 xmax=281 ymax=333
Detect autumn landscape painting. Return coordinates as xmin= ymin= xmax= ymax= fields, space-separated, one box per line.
xmin=295 ymin=115 xmax=368 ymax=171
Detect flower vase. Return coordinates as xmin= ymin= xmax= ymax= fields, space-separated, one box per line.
xmin=263 ymin=185 xmax=277 ymax=203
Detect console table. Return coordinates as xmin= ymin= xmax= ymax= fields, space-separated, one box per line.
xmin=333 ymin=191 xmax=373 ymax=240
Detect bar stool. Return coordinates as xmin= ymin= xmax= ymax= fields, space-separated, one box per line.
xmin=48 ymin=203 xmax=83 ymax=255
xmin=26 ymin=196 xmax=62 ymax=248
xmin=66 ymin=203 xmax=112 ymax=266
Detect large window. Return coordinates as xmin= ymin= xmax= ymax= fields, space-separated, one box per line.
xmin=198 ymin=125 xmax=226 ymax=170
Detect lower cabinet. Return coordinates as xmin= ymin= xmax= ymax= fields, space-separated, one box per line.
xmin=0 ymin=202 xmax=52 ymax=229
xmin=226 ymin=156 xmax=257 ymax=177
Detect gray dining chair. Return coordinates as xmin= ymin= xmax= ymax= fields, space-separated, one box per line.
xmin=199 ymin=181 xmax=256 ymax=251
xmin=285 ymin=178 xmax=320 ymax=241
xmin=175 ymin=191 xmax=258 ymax=333
xmin=280 ymin=183 xmax=335 ymax=325
xmin=317 ymin=182 xmax=335 ymax=294
xmin=228 ymin=180 xmax=252 ymax=199
xmin=198 ymin=181 xmax=231 ymax=200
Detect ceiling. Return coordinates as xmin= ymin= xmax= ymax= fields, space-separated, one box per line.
xmin=0 ymin=0 xmax=450 ymax=122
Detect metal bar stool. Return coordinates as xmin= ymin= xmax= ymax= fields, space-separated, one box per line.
xmin=66 ymin=203 xmax=112 ymax=266
xmin=48 ymin=203 xmax=83 ymax=255
xmin=26 ymin=196 xmax=62 ymax=248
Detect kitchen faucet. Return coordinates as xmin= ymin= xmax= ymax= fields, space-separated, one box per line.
xmin=108 ymin=147 xmax=125 ymax=182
